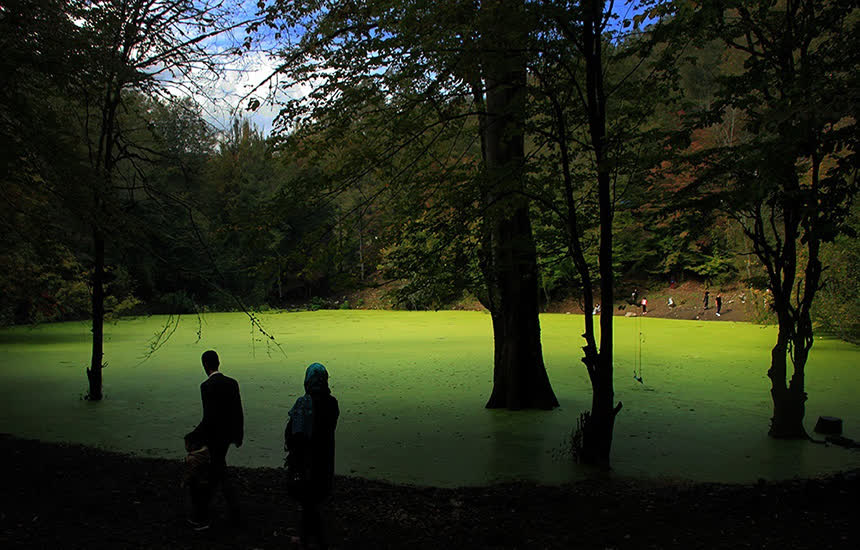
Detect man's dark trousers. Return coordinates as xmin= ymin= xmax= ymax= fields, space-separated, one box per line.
xmin=190 ymin=444 xmax=240 ymax=523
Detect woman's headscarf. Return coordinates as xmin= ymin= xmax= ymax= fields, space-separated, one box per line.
xmin=288 ymin=363 xmax=330 ymax=437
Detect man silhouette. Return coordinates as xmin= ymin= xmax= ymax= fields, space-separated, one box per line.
xmin=186 ymin=350 xmax=244 ymax=530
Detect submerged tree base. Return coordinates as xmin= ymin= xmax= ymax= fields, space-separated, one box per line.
xmin=485 ymin=385 xmax=559 ymax=411
xmin=570 ymin=403 xmax=623 ymax=467
xmin=768 ymin=387 xmax=808 ymax=439
xmin=85 ymin=365 xmax=103 ymax=401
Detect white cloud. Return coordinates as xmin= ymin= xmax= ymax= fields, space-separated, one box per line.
xmin=188 ymin=50 xmax=283 ymax=137
xmin=189 ymin=49 xmax=327 ymax=138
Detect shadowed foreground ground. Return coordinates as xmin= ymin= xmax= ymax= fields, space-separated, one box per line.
xmin=1 ymin=435 xmax=856 ymax=549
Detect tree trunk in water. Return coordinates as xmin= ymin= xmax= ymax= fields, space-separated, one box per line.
xmin=87 ymin=226 xmax=105 ymax=401
xmin=578 ymin=0 xmax=621 ymax=463
xmin=765 ymin=159 xmax=813 ymax=439
xmin=577 ymin=162 xmax=621 ymax=464
xmin=581 ymin=163 xmax=621 ymax=462
xmin=579 ymin=367 xmax=622 ymax=465
xmin=769 ymin=384 xmax=807 ymax=438
xmin=484 ymin=204 xmax=558 ymax=410
xmin=482 ymin=0 xmax=558 ymax=410
xmin=768 ymin=323 xmax=808 ymax=438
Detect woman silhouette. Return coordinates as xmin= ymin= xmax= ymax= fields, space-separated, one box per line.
xmin=285 ymin=363 xmax=339 ymax=548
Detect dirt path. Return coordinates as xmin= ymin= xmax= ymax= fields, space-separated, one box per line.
xmin=346 ymin=280 xmax=761 ymax=324
xmin=1 ymin=435 xmax=856 ymax=549
xmin=544 ymin=281 xmax=759 ymax=323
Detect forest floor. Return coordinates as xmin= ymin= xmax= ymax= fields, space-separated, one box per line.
xmin=2 ymin=434 xmax=857 ymax=549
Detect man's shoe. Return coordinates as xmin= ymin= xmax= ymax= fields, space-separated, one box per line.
xmin=187 ymin=519 xmax=210 ymax=531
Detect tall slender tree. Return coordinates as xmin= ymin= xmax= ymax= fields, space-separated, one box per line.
xmin=529 ymin=0 xmax=679 ymax=463
xmin=8 ymin=0 xmax=250 ymax=399
xmin=678 ymin=0 xmax=858 ymax=437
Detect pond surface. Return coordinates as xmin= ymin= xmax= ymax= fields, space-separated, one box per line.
xmin=0 ymin=310 xmax=857 ymax=487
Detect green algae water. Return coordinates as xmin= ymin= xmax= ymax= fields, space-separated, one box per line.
xmin=0 ymin=310 xmax=857 ymax=487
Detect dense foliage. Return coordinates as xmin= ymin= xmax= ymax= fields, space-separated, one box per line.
xmin=1 ymin=0 xmax=856 ymax=346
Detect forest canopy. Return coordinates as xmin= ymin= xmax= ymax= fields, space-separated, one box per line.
xmin=1 ymin=0 xmax=856 ymax=345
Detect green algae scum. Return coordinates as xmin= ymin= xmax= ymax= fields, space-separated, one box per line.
xmin=0 ymin=310 xmax=857 ymax=487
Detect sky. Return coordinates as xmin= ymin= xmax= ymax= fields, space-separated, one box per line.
xmin=194 ymin=0 xmax=656 ymax=138
xmin=192 ymin=49 xmax=283 ymax=137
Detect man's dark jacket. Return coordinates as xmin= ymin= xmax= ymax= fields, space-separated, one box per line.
xmin=190 ymin=372 xmax=244 ymax=462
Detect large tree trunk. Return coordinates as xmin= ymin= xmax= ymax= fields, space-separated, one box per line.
xmin=482 ymin=0 xmax=558 ymax=410
xmin=87 ymin=225 xmax=105 ymax=401
xmin=767 ymin=323 xmax=807 ymax=438
xmin=767 ymin=235 xmax=819 ymax=439
xmin=765 ymin=161 xmax=814 ymax=439
xmin=484 ymin=204 xmax=558 ymax=409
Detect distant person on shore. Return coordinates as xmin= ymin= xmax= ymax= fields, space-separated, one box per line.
xmin=592 ymin=304 xmax=601 ymax=316
xmin=632 ymin=288 xmax=639 ymax=306
xmin=641 ymin=297 xmax=648 ymax=314
xmin=285 ymin=363 xmax=340 ymax=549
xmin=186 ymin=350 xmax=244 ymax=530
xmin=668 ymin=296 xmax=675 ymax=308
xmin=703 ymin=290 xmax=710 ymax=310
xmin=716 ymin=293 xmax=723 ymax=317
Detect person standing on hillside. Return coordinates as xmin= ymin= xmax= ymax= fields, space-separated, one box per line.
xmin=703 ymin=290 xmax=710 ymax=311
xmin=716 ymin=293 xmax=723 ymax=317
xmin=186 ymin=350 xmax=244 ymax=530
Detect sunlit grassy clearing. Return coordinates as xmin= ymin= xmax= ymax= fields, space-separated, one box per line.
xmin=0 ymin=310 xmax=857 ymax=487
